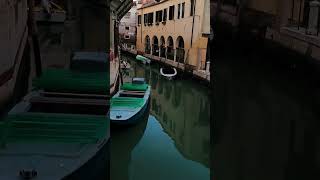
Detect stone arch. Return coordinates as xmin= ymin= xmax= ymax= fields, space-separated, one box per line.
xmin=176 ymin=36 xmax=185 ymax=63
xmin=145 ymin=35 xmax=151 ymax=54
xmin=160 ymin=36 xmax=166 ymax=57
xmin=152 ymin=36 xmax=159 ymax=56
xmin=166 ymin=36 xmax=174 ymax=60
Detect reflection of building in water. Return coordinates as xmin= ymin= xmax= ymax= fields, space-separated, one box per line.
xmin=150 ymin=79 xmax=210 ymax=167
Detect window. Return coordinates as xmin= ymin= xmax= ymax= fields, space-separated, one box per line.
xmin=159 ymin=11 xmax=163 ymax=22
xmin=138 ymin=15 xmax=141 ymax=25
xmin=163 ymin=9 xmax=167 ymax=21
xmin=144 ymin=14 xmax=148 ymax=25
xmin=125 ymin=26 xmax=129 ymax=30
xmin=156 ymin=10 xmax=163 ymax=23
xmin=169 ymin=5 xmax=175 ymax=20
xmin=177 ymin=4 xmax=181 ymax=19
xmin=147 ymin=12 xmax=154 ymax=25
xmin=182 ymin=2 xmax=185 ymax=18
xmin=190 ymin=0 xmax=194 ymax=16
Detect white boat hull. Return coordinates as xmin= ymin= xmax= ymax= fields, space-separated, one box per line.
xmin=160 ymin=67 xmax=177 ymax=80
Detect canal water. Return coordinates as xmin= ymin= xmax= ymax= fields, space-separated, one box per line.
xmin=111 ymin=54 xmax=211 ymax=180
xmin=212 ymin=40 xmax=320 ymax=180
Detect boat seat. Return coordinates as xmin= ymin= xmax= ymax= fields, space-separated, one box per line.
xmin=120 ymin=92 xmax=145 ymax=96
xmin=122 ymin=90 xmax=146 ymax=93
xmin=29 ymin=96 xmax=109 ymax=106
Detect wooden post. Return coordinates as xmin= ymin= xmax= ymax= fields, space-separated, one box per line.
xmin=28 ymin=0 xmax=42 ymax=77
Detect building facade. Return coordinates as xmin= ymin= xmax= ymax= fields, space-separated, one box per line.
xmin=136 ymin=0 xmax=210 ymax=73
xmin=0 ymin=0 xmax=31 ymax=111
xmin=119 ymin=1 xmax=141 ymax=50
xmin=212 ymin=0 xmax=320 ymax=60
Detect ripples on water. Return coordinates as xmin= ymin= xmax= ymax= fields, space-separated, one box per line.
xmin=111 ymin=55 xmax=210 ymax=180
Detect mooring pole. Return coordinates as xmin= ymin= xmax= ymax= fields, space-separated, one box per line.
xmin=28 ymin=0 xmax=42 ymax=77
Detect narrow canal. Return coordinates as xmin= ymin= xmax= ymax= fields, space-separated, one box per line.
xmin=111 ymin=54 xmax=211 ymax=180
xmin=213 ymin=40 xmax=320 ymax=180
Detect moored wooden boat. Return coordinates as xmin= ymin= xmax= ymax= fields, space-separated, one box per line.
xmin=136 ymin=55 xmax=151 ymax=64
xmin=110 ymin=78 xmax=151 ymax=125
xmin=0 ymin=91 xmax=109 ymax=180
xmin=160 ymin=67 xmax=177 ymax=80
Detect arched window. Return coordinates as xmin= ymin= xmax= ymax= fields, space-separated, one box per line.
xmin=145 ymin=35 xmax=151 ymax=54
xmin=166 ymin=36 xmax=174 ymax=60
xmin=152 ymin=36 xmax=159 ymax=56
xmin=176 ymin=36 xmax=185 ymax=63
xmin=160 ymin=36 xmax=166 ymax=58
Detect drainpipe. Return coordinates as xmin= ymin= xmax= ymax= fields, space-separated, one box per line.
xmin=141 ymin=8 xmax=143 ymax=46
xmin=190 ymin=0 xmax=196 ymax=48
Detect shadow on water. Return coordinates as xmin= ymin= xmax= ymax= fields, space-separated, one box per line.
xmin=110 ymin=106 xmax=149 ymax=180
xmin=212 ymin=39 xmax=320 ymax=180
xmin=112 ymin=55 xmax=210 ymax=180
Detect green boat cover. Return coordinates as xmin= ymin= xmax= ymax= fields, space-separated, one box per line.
xmin=136 ymin=55 xmax=149 ymax=62
xmin=111 ymin=97 xmax=144 ymax=109
xmin=120 ymin=83 xmax=148 ymax=91
xmin=32 ymin=68 xmax=109 ymax=94
xmin=0 ymin=113 xmax=108 ymax=144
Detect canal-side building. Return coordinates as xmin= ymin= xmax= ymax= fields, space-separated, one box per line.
xmin=212 ymin=0 xmax=320 ymax=61
xmin=119 ymin=1 xmax=141 ymax=51
xmin=110 ymin=0 xmax=133 ymax=93
xmin=136 ymin=0 xmax=211 ymax=80
xmin=0 ymin=0 xmax=32 ymax=111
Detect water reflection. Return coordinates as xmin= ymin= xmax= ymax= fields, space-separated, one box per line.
xmin=111 ymin=111 xmax=149 ymax=180
xmin=112 ymin=55 xmax=210 ymax=179
xmin=213 ymin=50 xmax=320 ymax=180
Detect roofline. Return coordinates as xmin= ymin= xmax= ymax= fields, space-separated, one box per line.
xmin=137 ymin=0 xmax=168 ymax=10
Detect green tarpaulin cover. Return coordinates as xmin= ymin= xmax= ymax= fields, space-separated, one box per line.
xmin=111 ymin=97 xmax=144 ymax=109
xmin=32 ymin=68 xmax=108 ymax=94
xmin=120 ymin=83 xmax=148 ymax=91
xmin=0 ymin=113 xmax=108 ymax=144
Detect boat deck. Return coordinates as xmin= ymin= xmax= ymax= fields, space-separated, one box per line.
xmin=0 ymin=113 xmax=108 ymax=144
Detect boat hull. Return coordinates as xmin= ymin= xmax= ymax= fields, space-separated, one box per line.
xmin=63 ymin=140 xmax=110 ymax=180
xmin=136 ymin=55 xmax=151 ymax=64
xmin=160 ymin=68 xmax=177 ymax=80
xmin=111 ymin=98 xmax=150 ymax=126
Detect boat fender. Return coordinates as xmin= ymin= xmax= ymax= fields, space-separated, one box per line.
xmin=19 ymin=169 xmax=37 ymax=179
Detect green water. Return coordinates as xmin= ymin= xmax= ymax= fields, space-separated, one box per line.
xmin=111 ymin=55 xmax=210 ymax=180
